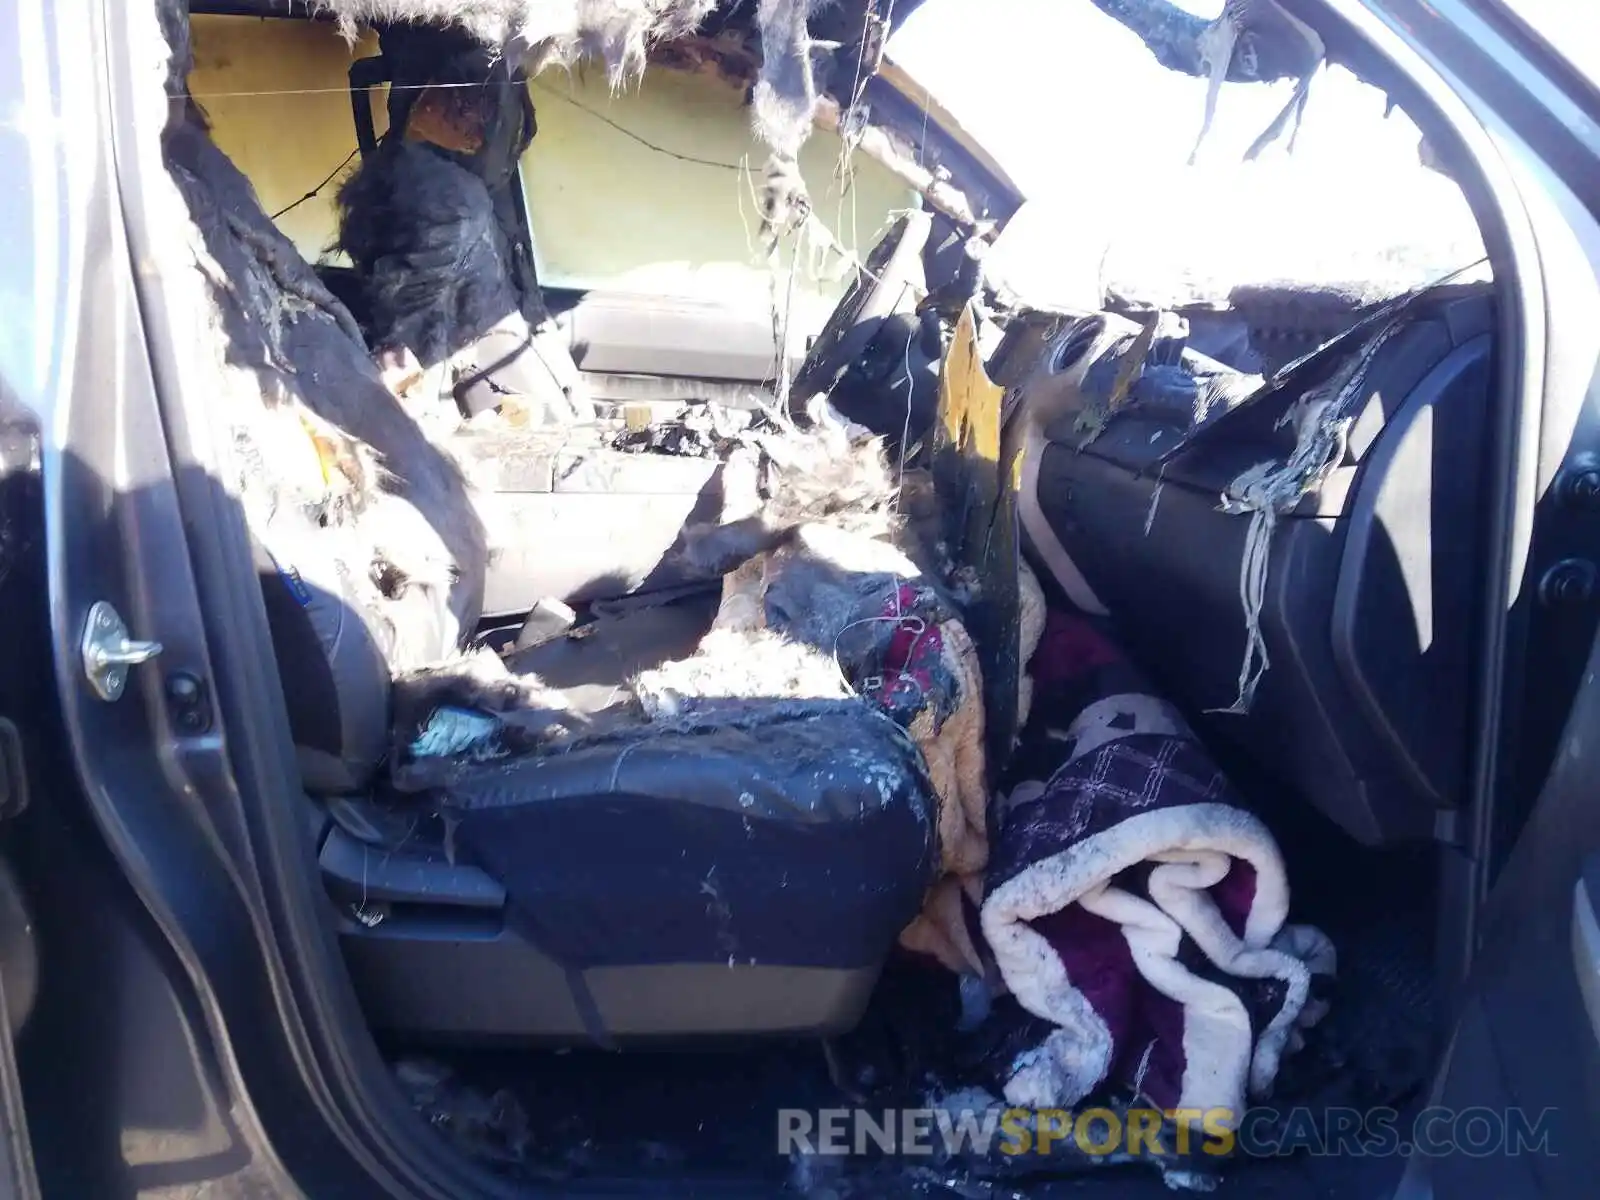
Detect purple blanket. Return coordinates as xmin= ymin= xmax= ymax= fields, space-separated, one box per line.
xmin=980 ymin=612 xmax=1334 ymax=1121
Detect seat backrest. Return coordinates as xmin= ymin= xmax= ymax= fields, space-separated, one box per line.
xmin=254 ymin=521 xmax=394 ymax=793
xmin=166 ymin=115 xmax=489 ymax=793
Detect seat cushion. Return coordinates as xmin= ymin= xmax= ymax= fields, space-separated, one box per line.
xmin=381 ymin=590 xmax=939 ymax=985
xmin=432 ymin=705 xmax=939 ymax=974
xmin=327 ymin=599 xmax=939 ymax=1041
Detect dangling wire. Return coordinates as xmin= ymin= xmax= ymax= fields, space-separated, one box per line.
xmin=270 ymin=146 xmax=360 ymax=220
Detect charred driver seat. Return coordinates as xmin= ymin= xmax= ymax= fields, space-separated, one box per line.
xmin=289 ymin=572 xmax=937 ymax=1042
xmin=167 ymin=93 xmax=936 ymax=1043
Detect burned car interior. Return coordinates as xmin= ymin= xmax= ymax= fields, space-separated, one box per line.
xmin=153 ymin=0 xmax=1496 ymax=1190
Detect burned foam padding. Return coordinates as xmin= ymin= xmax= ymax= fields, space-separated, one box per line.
xmin=380 ymin=23 xmax=553 ymax=340
xmin=640 ymin=414 xmax=917 ymax=726
xmin=749 ymin=0 xmax=828 ymax=240
xmin=377 ymin=24 xmax=537 ymax=182
xmin=316 ymin=1 xmax=718 ymax=81
xmin=760 ymin=525 xmax=990 ymax=878
xmin=980 ymin=610 xmax=1334 ymax=1133
xmin=162 ymin=110 xmax=489 ymax=659
xmin=673 ymin=403 xmax=904 ymax=578
xmin=336 ymin=140 xmax=520 ymax=366
xmin=389 ymin=416 xmax=915 ymax=766
xmin=317 ymin=1 xmax=830 ymax=239
xmin=336 ymin=139 xmax=592 ymax=423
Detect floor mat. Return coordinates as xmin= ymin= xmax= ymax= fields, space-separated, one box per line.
xmin=388 ymin=1041 xmax=835 ymax=1188
xmin=386 ymin=887 xmax=1432 ymax=1195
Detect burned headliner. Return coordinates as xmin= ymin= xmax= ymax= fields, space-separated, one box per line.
xmin=179 ymin=0 xmax=1387 ymax=244
xmin=187 ymin=0 xmax=1022 ymax=230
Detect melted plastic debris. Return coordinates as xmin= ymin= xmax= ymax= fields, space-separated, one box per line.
xmin=410 ymin=705 xmax=502 ymax=759
xmin=394 ymin=1057 xmax=532 ymax=1170
xmin=612 ymin=400 xmax=766 ymax=458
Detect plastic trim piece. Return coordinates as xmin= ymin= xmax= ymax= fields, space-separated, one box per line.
xmin=319 ymin=826 xmax=506 ymax=911
xmin=1330 ymin=334 xmax=1493 ymax=807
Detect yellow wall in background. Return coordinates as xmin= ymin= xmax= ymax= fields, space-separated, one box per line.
xmin=189 ymin=15 xmax=383 ymax=264
xmin=189 ymin=15 xmax=914 ymax=336
xmin=522 ymin=68 xmax=914 ymax=333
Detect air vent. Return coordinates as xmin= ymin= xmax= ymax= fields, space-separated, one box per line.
xmin=1049 ymin=316 xmax=1104 ymax=374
